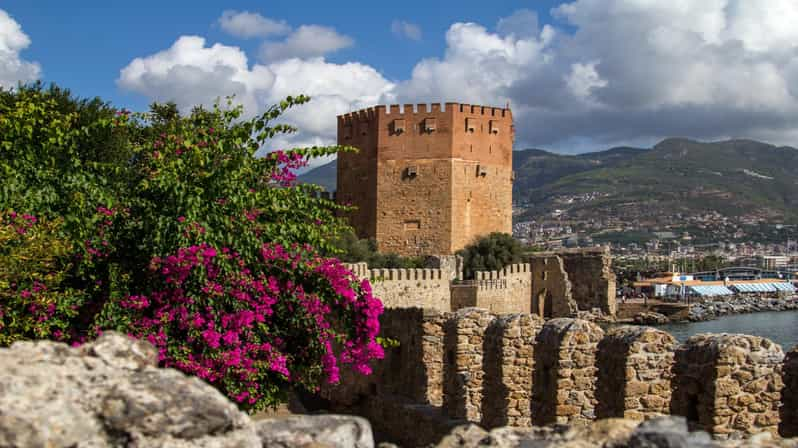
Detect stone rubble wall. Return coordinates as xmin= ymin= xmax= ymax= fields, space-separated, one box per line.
xmin=481 ymin=313 xmax=543 ymax=429
xmin=672 ymin=334 xmax=784 ymax=439
xmin=443 ymin=308 xmax=496 ymax=422
xmin=781 ymin=347 xmax=798 ymax=437
xmin=324 ymin=307 xmax=798 ymax=445
xmin=596 ymin=326 xmax=676 ymax=420
xmin=531 ymin=318 xmax=604 ymax=426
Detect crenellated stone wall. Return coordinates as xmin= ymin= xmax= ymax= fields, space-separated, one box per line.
xmin=531 ymin=318 xmax=604 ymax=426
xmin=345 ymin=263 xmax=451 ymax=311
xmin=345 ymin=248 xmax=616 ymax=317
xmin=451 ymin=264 xmax=532 ymax=314
xmin=596 ymin=326 xmax=676 ymax=420
xmin=322 ymin=307 xmax=798 ymax=446
xmin=481 ymin=313 xmax=543 ymax=428
xmin=671 ymin=334 xmax=784 ymax=439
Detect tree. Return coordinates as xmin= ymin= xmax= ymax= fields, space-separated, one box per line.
xmin=457 ymin=232 xmax=524 ymax=280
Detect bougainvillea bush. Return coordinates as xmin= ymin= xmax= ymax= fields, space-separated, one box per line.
xmin=0 ymin=87 xmax=384 ymax=411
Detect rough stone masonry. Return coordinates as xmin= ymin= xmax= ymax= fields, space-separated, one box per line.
xmin=323 ymin=307 xmax=798 ymax=447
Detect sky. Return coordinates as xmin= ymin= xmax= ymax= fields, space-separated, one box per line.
xmin=3 ymin=0 xmax=798 ymax=155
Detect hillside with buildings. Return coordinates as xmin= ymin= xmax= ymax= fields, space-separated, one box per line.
xmin=517 ymin=138 xmax=798 ymax=223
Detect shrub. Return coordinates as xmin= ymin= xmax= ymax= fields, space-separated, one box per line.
xmin=0 ymin=88 xmax=385 ymax=410
xmin=0 ymin=212 xmax=87 ymax=345
xmin=101 ymin=242 xmax=383 ymax=411
xmin=457 ymin=232 xmax=524 ymax=280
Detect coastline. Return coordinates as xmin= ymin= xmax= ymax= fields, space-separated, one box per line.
xmin=685 ymin=295 xmax=798 ymax=322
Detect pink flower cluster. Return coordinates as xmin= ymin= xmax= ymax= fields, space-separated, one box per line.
xmin=2 ymin=211 xmax=37 ymax=235
xmin=85 ymin=206 xmax=125 ymax=260
xmin=121 ymin=242 xmax=383 ymax=410
xmin=267 ymin=150 xmax=307 ymax=186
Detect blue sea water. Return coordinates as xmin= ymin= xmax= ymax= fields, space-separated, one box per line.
xmin=656 ymin=310 xmax=798 ymax=350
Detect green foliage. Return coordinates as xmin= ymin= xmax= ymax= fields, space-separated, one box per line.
xmin=333 ymin=230 xmax=424 ymax=268
xmin=0 ymin=85 xmax=383 ymax=411
xmin=0 ymin=213 xmax=86 ymax=345
xmin=457 ymin=232 xmax=524 ymax=280
xmin=0 ymin=83 xmax=130 ymax=234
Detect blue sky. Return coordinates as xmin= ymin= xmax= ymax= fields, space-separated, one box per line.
xmin=3 ymin=1 xmax=798 ymax=153
xmin=3 ymin=0 xmax=561 ymax=111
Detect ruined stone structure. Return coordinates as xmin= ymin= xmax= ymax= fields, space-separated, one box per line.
xmin=529 ymin=248 xmax=616 ymax=318
xmin=529 ymin=254 xmax=577 ymax=318
xmin=323 ymin=307 xmax=796 ymax=447
xmin=346 ymin=248 xmax=617 ymax=317
xmin=337 ymin=103 xmax=513 ymax=256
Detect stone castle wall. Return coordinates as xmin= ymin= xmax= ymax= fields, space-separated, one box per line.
xmin=324 ymin=307 xmax=797 ymax=446
xmin=529 ymin=254 xmax=577 ymax=318
xmin=345 ymin=248 xmax=616 ymax=317
xmin=345 ymin=263 xmax=451 ymax=311
xmin=451 ymin=263 xmax=532 ymax=314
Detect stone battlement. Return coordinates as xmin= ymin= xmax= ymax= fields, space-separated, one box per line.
xmin=344 ymin=262 xmax=450 ymax=310
xmin=474 ymin=263 xmax=530 ymax=281
xmin=337 ymin=103 xmax=512 ymax=125
xmin=323 ymin=307 xmax=795 ymax=446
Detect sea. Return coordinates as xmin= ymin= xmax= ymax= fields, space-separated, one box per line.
xmin=655 ymin=310 xmax=798 ymax=350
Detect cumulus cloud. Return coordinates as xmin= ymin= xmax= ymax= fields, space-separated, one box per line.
xmin=260 ymin=25 xmax=354 ymax=61
xmin=496 ymin=9 xmax=539 ymax=38
xmin=218 ymin=10 xmax=290 ymax=39
xmin=392 ymin=1 xmax=798 ymax=151
xmin=0 ymin=9 xmax=41 ymax=88
xmin=120 ymin=2 xmax=798 ymax=155
xmin=391 ymin=20 xmax=422 ymax=41
xmin=117 ymin=35 xmax=392 ymax=159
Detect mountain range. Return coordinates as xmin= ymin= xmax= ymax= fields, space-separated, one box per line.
xmin=298 ymin=138 xmax=798 ymax=223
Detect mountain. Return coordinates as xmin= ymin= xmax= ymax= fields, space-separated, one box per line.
xmin=298 ymin=139 xmax=798 ymax=222
xmin=298 ymin=160 xmax=337 ymax=191
xmin=512 ymin=146 xmax=645 ymax=193
xmin=517 ymin=138 xmax=798 ymax=223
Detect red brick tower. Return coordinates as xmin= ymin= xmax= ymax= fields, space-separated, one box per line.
xmin=337 ymin=103 xmax=513 ymax=256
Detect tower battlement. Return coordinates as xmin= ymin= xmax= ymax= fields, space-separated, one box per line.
xmin=338 ymin=102 xmax=512 ymax=125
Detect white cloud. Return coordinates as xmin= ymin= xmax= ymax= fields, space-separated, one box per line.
xmin=392 ymin=0 xmax=798 ymax=151
xmin=496 ymin=9 xmax=540 ymax=38
xmin=121 ymin=2 xmax=798 ymax=155
xmin=391 ymin=20 xmax=422 ymax=41
xmin=218 ymin=10 xmax=290 ymax=39
xmin=117 ymin=36 xmax=392 ymax=158
xmin=0 ymin=9 xmax=41 ymax=89
xmin=260 ymin=25 xmax=354 ymax=61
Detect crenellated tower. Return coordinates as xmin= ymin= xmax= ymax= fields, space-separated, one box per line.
xmin=337 ymin=103 xmax=513 ymax=256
